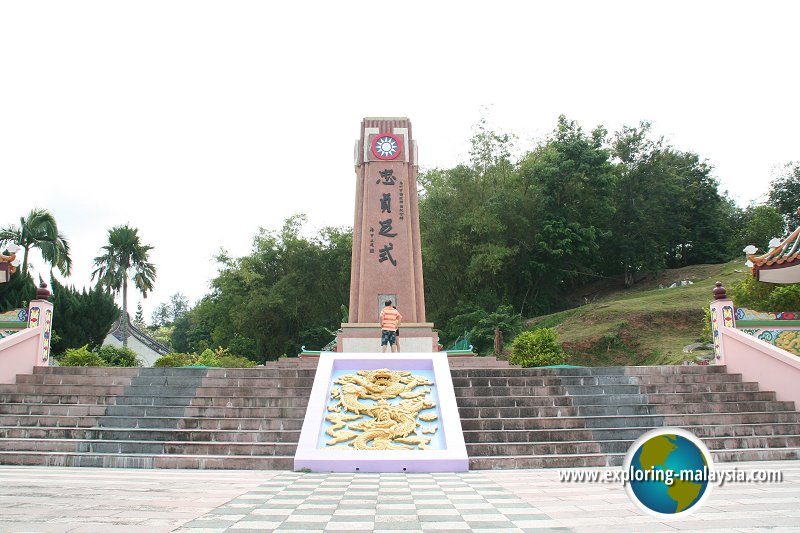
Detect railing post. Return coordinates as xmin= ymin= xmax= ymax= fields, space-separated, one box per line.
xmin=26 ymin=281 xmax=54 ymax=365
xmin=710 ymin=281 xmax=735 ymax=365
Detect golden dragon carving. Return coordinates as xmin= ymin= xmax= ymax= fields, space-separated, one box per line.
xmin=325 ymin=368 xmax=437 ymax=450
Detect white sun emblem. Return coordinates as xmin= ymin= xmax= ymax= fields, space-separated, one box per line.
xmin=374 ymin=136 xmax=398 ymax=158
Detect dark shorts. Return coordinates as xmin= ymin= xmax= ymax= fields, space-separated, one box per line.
xmin=381 ymin=330 xmax=396 ymax=346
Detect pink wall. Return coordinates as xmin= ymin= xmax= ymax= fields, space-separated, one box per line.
xmin=0 ymin=327 xmax=45 ymax=384
xmin=720 ymin=326 xmax=800 ymax=408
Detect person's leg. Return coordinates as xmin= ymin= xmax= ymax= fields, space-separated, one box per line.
xmin=380 ymin=330 xmax=388 ymax=353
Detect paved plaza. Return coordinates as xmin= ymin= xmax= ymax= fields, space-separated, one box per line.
xmin=0 ymin=462 xmax=798 ymax=533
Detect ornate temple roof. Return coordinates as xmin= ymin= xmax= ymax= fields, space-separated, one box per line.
xmin=747 ymin=217 xmax=800 ymax=284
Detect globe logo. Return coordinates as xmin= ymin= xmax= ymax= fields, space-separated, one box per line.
xmin=624 ymin=428 xmax=714 ymax=518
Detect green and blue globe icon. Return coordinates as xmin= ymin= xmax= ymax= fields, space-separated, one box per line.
xmin=624 ymin=428 xmax=714 ymax=517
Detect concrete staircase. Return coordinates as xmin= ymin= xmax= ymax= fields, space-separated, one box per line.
xmin=0 ymin=357 xmax=798 ymax=469
xmin=0 ymin=359 xmax=318 ymax=468
xmin=453 ymin=358 xmax=800 ymax=469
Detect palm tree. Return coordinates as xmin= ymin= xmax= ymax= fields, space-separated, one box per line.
xmin=0 ymin=208 xmax=72 ymax=276
xmin=91 ymin=225 xmax=156 ymax=347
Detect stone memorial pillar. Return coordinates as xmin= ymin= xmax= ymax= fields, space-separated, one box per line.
xmin=337 ymin=118 xmax=438 ymax=352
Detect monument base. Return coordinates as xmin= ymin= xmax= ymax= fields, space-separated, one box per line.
xmin=336 ymin=323 xmax=438 ymax=353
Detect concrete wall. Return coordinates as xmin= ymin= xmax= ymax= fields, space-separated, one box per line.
xmin=719 ymin=326 xmax=800 ymax=408
xmin=0 ymin=328 xmax=46 ymax=384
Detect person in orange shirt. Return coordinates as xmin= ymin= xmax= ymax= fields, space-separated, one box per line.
xmin=379 ymin=300 xmax=402 ymax=353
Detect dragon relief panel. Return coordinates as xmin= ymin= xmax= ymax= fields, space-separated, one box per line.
xmin=323 ymin=368 xmax=441 ymax=451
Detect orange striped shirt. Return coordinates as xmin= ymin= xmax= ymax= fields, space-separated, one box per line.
xmin=380 ymin=306 xmax=402 ymax=330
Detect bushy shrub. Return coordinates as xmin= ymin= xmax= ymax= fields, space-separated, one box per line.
xmin=196 ymin=348 xmax=218 ymax=367
xmin=730 ymin=276 xmax=800 ymax=312
xmin=59 ymin=345 xmax=107 ymax=367
xmin=153 ymin=353 xmax=197 ymax=367
xmin=510 ymin=328 xmax=567 ymax=367
xmin=153 ymin=350 xmax=257 ymax=368
xmin=701 ymin=307 xmax=712 ymax=344
xmin=216 ymin=355 xmax=257 ymax=368
xmin=96 ymin=345 xmax=142 ymax=367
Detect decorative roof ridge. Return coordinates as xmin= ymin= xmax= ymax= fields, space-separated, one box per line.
xmin=109 ymin=314 xmax=170 ymax=355
xmin=749 ymin=225 xmax=800 ymax=268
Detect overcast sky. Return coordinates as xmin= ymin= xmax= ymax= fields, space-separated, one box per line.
xmin=1 ymin=1 xmax=797 ymax=322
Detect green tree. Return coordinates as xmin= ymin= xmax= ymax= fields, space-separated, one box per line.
xmin=91 ymin=225 xmax=157 ymax=348
xmin=730 ymin=204 xmax=785 ymax=255
xmin=0 ymin=208 xmax=72 ymax=276
xmin=50 ymin=276 xmax=119 ymax=354
xmin=768 ymin=162 xmax=800 ymax=229
xmin=170 ymin=216 xmax=351 ymax=359
xmin=603 ymin=122 xmax=673 ymax=286
xmin=0 ymin=271 xmax=35 ymax=311
xmin=515 ymin=116 xmax=615 ymax=311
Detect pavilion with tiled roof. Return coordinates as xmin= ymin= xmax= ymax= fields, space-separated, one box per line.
xmin=747 ymin=211 xmax=800 ymax=284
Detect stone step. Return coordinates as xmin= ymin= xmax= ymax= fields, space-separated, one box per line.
xmin=16 ymin=375 xmax=137 ymax=386
xmin=451 ymin=374 xmax=744 ymax=387
xmin=0 ymin=427 xmax=302 ymax=442
xmin=0 ymin=414 xmax=304 ymax=431
xmin=206 ymin=369 xmax=317 ymax=377
xmin=0 ymin=384 xmax=127 ymax=395
xmin=568 ymin=391 xmax=773 ymax=406
xmin=558 ymin=374 xmax=744 ymax=385
xmin=465 ymin=435 xmax=800 ymax=456
xmin=460 ymin=411 xmax=800 ymax=431
xmin=458 ymin=400 xmax=797 ymax=419
xmin=193 ymin=386 xmax=313 ymax=397
xmin=0 ymin=384 xmax=314 ymax=397
xmin=0 ymin=451 xmax=294 ymax=469
xmin=0 ymin=438 xmax=298 ymax=455
xmin=447 ymin=359 xmax=516 ymax=368
xmin=187 ymin=397 xmax=310 ymax=408
xmin=455 ymin=391 xmax=778 ymax=408
xmin=456 ymin=396 xmax=574 ymax=408
xmin=463 ymin=423 xmax=800 ymax=443
xmin=0 ymin=394 xmax=310 ymax=410
xmin=0 ymin=404 xmax=109 ymax=416
xmin=17 ymin=375 xmax=316 ymax=387
xmin=453 ymin=382 xmax=759 ymax=398
xmin=33 ymin=367 xmax=141 ymax=376
xmin=580 ymin=400 xmax=798 ymax=416
xmin=450 ymin=365 xmax=728 ymax=377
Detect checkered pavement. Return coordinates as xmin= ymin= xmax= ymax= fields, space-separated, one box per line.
xmin=177 ymin=471 xmax=570 ymax=533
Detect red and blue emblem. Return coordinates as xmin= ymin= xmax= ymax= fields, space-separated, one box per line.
xmin=371 ymin=133 xmax=401 ymax=160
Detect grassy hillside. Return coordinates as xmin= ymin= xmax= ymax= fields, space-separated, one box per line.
xmin=525 ymin=261 xmax=748 ymax=366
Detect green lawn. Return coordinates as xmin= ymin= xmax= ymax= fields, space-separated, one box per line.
xmin=525 ymin=261 xmax=748 ymax=366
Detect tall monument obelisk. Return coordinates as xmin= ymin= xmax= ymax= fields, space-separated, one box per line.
xmin=337 ymin=118 xmax=438 ymax=352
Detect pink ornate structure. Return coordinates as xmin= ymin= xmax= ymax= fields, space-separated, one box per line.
xmin=710 ymin=282 xmax=800 ymax=408
xmin=337 ymin=118 xmax=438 ymax=352
xmin=0 ymin=282 xmax=54 ymax=384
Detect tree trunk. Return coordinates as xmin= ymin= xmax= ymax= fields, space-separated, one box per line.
xmin=122 ymin=276 xmax=128 ymax=348
xmin=624 ymin=265 xmax=634 ymax=288
xmin=22 ymin=245 xmax=29 ymax=275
